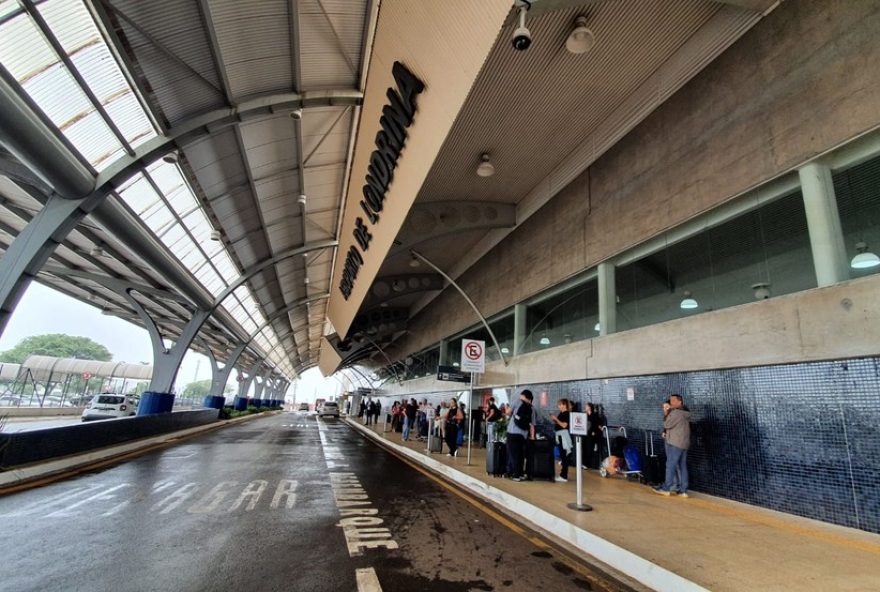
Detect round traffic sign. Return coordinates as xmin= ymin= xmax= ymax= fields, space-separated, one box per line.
xmin=465 ymin=341 xmax=483 ymax=361
xmin=81 ymin=371 xmax=92 ymax=380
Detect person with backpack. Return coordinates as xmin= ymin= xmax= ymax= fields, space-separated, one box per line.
xmin=506 ymin=389 xmax=536 ymax=481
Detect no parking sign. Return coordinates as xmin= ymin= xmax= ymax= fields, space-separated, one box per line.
xmin=460 ymin=339 xmax=485 ymax=373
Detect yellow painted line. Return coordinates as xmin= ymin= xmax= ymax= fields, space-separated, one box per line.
xmin=678 ymin=494 xmax=880 ymax=556
xmin=359 ymin=427 xmax=627 ymax=592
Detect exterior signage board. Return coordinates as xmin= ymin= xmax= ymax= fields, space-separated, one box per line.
xmin=570 ymin=412 xmax=588 ymax=436
xmin=437 ymin=365 xmax=469 ymax=383
xmin=460 ymin=338 xmax=485 ymax=373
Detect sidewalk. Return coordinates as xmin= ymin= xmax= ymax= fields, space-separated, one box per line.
xmin=346 ymin=418 xmax=880 ymax=592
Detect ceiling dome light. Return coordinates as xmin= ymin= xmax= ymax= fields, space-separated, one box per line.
xmin=680 ymin=291 xmax=699 ymax=310
xmin=752 ymin=282 xmax=771 ymax=300
xmin=297 ymin=194 xmax=307 ymax=205
xmin=162 ymin=152 xmax=179 ymax=164
xmin=476 ymin=153 xmax=495 ymax=177
xmin=566 ymin=16 xmax=595 ymax=55
xmin=210 ymin=229 xmax=221 ymax=241
xmin=501 ymin=346 xmax=510 ymax=354
xmin=539 ymin=334 xmax=551 ymax=346
xmin=594 ymin=322 xmax=600 ymax=332
xmin=851 ymin=242 xmax=880 ymax=269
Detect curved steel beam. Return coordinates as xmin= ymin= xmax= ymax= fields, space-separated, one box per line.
xmin=410 ymin=248 xmax=508 ymax=367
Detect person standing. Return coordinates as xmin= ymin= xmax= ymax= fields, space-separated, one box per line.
xmin=655 ymin=394 xmax=692 ymax=498
xmin=484 ymin=397 xmax=501 ymax=443
xmin=584 ymin=403 xmax=603 ymax=469
xmin=402 ymin=398 xmax=417 ymax=441
xmin=506 ymin=389 xmax=536 ymax=481
xmin=550 ymin=398 xmax=572 ymax=482
xmin=445 ymin=398 xmax=464 ymax=457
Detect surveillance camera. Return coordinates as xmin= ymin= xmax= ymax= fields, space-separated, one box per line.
xmin=290 ymin=108 xmax=303 ymax=120
xmin=512 ymin=25 xmax=532 ymax=51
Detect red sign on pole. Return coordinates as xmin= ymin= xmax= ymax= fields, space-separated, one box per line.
xmin=81 ymin=372 xmax=92 ymax=380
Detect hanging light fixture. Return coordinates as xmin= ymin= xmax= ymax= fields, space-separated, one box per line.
xmin=89 ymin=245 xmax=104 ymax=258
xmin=680 ymin=291 xmax=699 ymax=310
xmin=501 ymin=346 xmax=510 ymax=354
xmin=210 ymin=229 xmax=221 ymax=241
xmin=297 ymin=194 xmax=307 ymax=205
xmin=539 ymin=333 xmax=551 ymax=346
xmin=476 ymin=153 xmax=495 ymax=177
xmin=409 ymin=254 xmax=421 ymax=268
xmin=565 ymin=16 xmax=595 ymax=55
xmin=594 ymin=322 xmax=600 ymax=332
xmin=851 ymin=242 xmax=880 ymax=269
xmin=752 ymin=282 xmax=771 ymax=300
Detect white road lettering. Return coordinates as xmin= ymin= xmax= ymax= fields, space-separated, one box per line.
xmin=153 ymin=482 xmax=199 ymax=514
xmin=270 ymin=479 xmax=298 ymax=509
xmin=329 ymin=473 xmax=398 ymax=557
xmin=188 ymin=481 xmax=238 ymax=514
xmin=228 ymin=480 xmax=268 ymax=512
xmin=46 ymin=484 xmax=130 ymax=517
xmin=355 ymin=567 xmax=384 ymax=592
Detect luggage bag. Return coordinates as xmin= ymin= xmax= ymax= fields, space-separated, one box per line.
xmin=486 ymin=441 xmax=507 ymax=476
xmin=529 ymin=439 xmax=555 ymax=481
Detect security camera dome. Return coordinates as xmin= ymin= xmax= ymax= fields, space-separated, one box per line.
xmin=512 ymin=26 xmax=531 ymax=51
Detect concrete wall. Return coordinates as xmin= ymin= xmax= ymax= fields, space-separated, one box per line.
xmin=394 ymin=0 xmax=880 ymax=370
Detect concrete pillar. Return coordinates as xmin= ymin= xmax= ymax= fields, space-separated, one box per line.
xmin=598 ymin=262 xmax=616 ymax=336
xmin=438 ymin=339 xmax=448 ymax=366
xmin=513 ymin=303 xmax=527 ymax=355
xmin=799 ymin=162 xmax=849 ymax=287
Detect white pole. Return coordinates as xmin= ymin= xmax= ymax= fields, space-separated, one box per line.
xmin=466 ymin=373 xmax=474 ymax=465
xmin=568 ymin=436 xmax=593 ymax=512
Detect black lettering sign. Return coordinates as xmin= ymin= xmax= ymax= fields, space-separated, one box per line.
xmin=338 ymin=62 xmax=424 ymax=300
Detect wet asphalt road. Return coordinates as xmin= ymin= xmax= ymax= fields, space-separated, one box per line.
xmin=0 ymin=413 xmax=629 ymax=592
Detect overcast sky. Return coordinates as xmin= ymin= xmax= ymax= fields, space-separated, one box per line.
xmin=0 ymin=282 xmax=340 ymax=401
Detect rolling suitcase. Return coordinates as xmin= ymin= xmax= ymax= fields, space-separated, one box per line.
xmin=486 ymin=441 xmax=507 ymax=476
xmin=428 ymin=434 xmax=443 ymax=453
xmin=530 ymin=439 xmax=555 ymax=481
xmin=644 ymin=430 xmax=664 ymax=485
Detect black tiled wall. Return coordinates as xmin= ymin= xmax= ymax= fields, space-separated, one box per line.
xmin=512 ymin=357 xmax=880 ymax=534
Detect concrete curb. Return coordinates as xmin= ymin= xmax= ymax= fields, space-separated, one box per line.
xmin=0 ymin=411 xmax=277 ymax=489
xmin=346 ymin=418 xmax=708 ymax=592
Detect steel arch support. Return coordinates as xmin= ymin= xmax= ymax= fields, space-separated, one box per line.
xmin=0 ymin=193 xmax=104 ymax=336
xmin=123 ymin=290 xmax=210 ymax=395
xmin=207 ymin=342 xmax=248 ymax=396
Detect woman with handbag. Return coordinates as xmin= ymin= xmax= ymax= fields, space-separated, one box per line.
xmin=550 ymin=398 xmax=573 ymax=482
xmin=445 ymin=398 xmax=464 ymax=457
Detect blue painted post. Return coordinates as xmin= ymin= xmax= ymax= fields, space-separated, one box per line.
xmin=233 ymin=396 xmax=248 ymax=411
xmin=137 ymin=391 xmax=175 ymax=415
xmin=203 ymin=395 xmax=225 ymax=409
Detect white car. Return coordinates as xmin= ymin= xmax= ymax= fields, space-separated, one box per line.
xmin=81 ymin=394 xmax=139 ymax=421
xmin=318 ymin=401 xmax=340 ymax=417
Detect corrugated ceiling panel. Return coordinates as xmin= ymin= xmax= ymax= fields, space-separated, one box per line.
xmin=210 ymin=0 xmax=293 ymax=99
xmin=298 ymin=1 xmax=364 ymax=89
xmin=416 ymin=0 xmax=721 ymax=204
xmin=113 ymin=0 xmax=225 ymax=123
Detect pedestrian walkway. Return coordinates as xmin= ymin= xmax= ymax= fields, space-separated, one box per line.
xmin=347 ymin=418 xmax=880 ymax=592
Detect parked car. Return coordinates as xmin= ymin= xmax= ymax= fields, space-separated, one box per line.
xmin=81 ymin=394 xmax=139 ymax=421
xmin=318 ymin=401 xmax=339 ymax=417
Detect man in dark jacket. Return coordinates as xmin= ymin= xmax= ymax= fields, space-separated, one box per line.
xmin=655 ymin=394 xmax=692 ymax=497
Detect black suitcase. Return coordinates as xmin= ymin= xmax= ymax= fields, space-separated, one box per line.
xmin=486 ymin=441 xmax=507 ymax=476
xmin=644 ymin=430 xmax=664 ymax=485
xmin=530 ymin=440 xmax=555 ymax=481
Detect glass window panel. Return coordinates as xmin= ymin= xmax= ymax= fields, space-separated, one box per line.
xmin=834 ymin=155 xmax=880 ymax=279
xmin=212 ymin=250 xmax=239 ymax=284
xmin=617 ymin=191 xmax=813 ymax=332
xmin=117 ymin=173 xmax=157 ymax=215
xmin=196 ymin=266 xmax=224 ymax=295
xmin=523 ymin=282 xmax=596 ymax=354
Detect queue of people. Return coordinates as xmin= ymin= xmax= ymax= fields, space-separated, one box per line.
xmin=359 ymin=390 xmax=692 ymax=493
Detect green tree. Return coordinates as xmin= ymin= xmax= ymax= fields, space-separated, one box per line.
xmin=181 ymin=379 xmax=233 ymax=400
xmin=0 ymin=334 xmax=112 ymax=364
